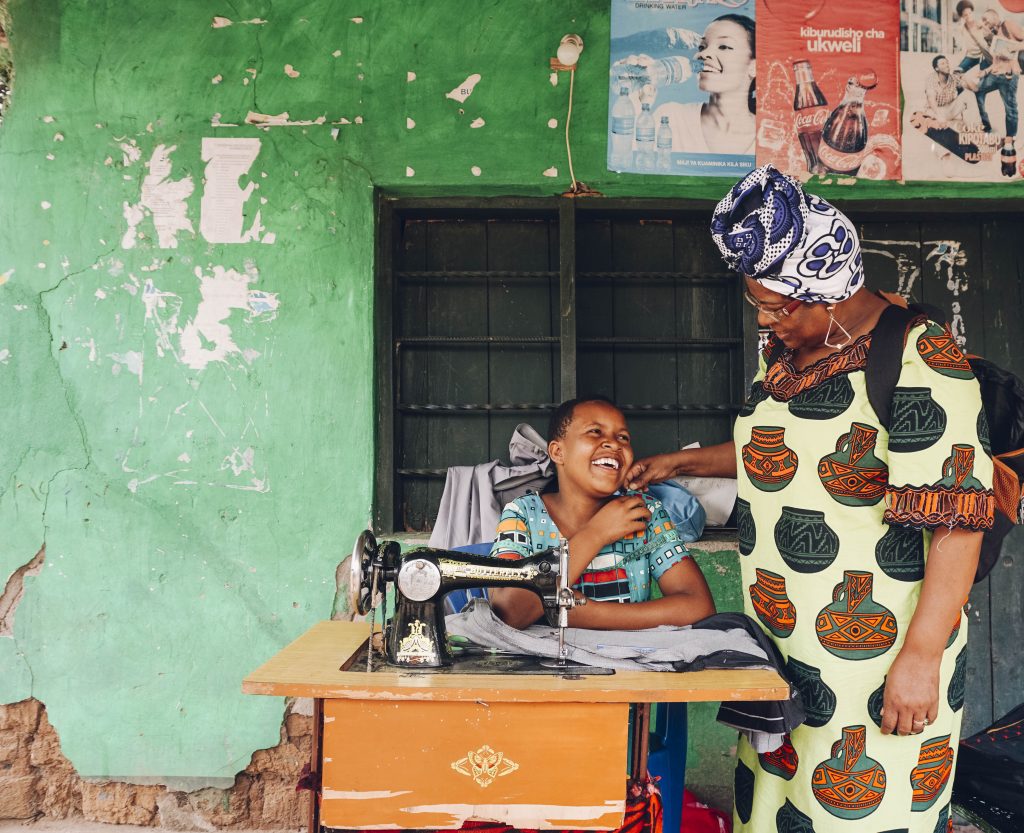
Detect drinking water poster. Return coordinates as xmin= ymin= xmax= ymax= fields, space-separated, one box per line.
xmin=901 ymin=0 xmax=1024 ymax=181
xmin=608 ymin=0 xmax=757 ymax=177
xmin=755 ymin=0 xmax=902 ymax=180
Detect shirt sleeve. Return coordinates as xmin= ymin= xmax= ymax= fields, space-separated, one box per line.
xmin=883 ymin=321 xmax=995 ymax=531
xmin=643 ymin=492 xmax=691 ymax=581
xmin=490 ymin=498 xmax=534 ymax=560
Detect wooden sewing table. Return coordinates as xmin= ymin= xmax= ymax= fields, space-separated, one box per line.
xmin=243 ymin=621 xmax=788 ymax=831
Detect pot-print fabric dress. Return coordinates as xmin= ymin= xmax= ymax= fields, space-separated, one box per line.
xmin=732 ymin=321 xmax=994 ymax=833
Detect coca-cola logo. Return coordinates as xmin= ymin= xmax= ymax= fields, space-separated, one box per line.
xmin=818 ymin=142 xmax=866 ymax=173
xmin=795 ymin=109 xmax=828 ymax=132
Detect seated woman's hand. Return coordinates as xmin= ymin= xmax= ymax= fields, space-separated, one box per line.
xmin=583 ymin=494 xmax=651 ymax=548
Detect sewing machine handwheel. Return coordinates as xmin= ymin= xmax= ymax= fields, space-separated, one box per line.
xmin=349 ymin=530 xmax=378 ymax=616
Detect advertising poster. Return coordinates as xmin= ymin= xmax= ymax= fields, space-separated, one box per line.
xmin=608 ymin=0 xmax=757 ymax=177
xmin=901 ymin=0 xmax=1024 ymax=181
xmin=755 ymin=0 xmax=902 ymax=180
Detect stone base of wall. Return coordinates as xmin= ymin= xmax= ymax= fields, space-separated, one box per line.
xmin=0 ymin=699 xmax=310 ymax=829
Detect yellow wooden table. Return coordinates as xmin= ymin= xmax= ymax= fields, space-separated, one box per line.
xmin=243 ymin=621 xmax=788 ymax=831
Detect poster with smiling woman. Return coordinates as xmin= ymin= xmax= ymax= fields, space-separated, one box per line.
xmin=608 ymin=0 xmax=757 ymax=177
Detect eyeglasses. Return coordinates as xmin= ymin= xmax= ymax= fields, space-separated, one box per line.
xmin=743 ymin=291 xmax=805 ymax=322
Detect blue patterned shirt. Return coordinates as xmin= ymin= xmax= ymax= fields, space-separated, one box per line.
xmin=490 ymin=491 xmax=690 ymax=603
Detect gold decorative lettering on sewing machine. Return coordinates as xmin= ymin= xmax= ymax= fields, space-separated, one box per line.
xmin=395 ymin=619 xmax=438 ymax=665
xmin=450 ymin=745 xmax=520 ymax=787
xmin=349 ymin=530 xmax=596 ymax=672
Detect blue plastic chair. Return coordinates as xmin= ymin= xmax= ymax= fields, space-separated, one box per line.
xmin=647 ymin=701 xmax=689 ymax=833
xmin=442 ymin=542 xmax=494 ymax=614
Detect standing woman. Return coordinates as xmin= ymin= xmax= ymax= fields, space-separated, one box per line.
xmin=628 ymin=165 xmax=994 ymax=832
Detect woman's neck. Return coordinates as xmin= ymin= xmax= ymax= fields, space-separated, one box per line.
xmin=543 ymin=488 xmax=607 ymax=538
xmin=703 ymin=91 xmax=752 ymax=128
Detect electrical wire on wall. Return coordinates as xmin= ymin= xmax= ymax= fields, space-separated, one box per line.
xmin=552 ymin=34 xmax=593 ymax=196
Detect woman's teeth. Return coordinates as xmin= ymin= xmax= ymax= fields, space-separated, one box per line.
xmin=593 ymin=458 xmax=620 ymax=470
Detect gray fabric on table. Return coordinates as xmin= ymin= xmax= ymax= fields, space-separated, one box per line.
xmin=445 ymin=600 xmax=801 ymax=752
xmin=446 ymin=598 xmax=769 ymax=672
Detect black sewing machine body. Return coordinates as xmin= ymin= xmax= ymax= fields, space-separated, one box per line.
xmin=350 ymin=531 xmax=610 ymax=674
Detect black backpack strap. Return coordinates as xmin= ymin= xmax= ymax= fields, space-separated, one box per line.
xmin=765 ymin=335 xmax=788 ymax=371
xmin=867 ymin=304 xmax=919 ymax=430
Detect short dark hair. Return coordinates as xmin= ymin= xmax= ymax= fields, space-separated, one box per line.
xmin=547 ymin=395 xmax=617 ymax=442
xmin=954 ymin=0 xmax=973 ymax=20
xmin=932 ymin=54 xmax=948 ymax=69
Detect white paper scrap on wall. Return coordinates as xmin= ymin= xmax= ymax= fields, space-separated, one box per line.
xmin=446 ymin=74 xmax=481 ymax=103
xmin=199 ymin=138 xmax=264 ymax=244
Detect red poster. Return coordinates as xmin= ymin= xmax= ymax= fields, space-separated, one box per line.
xmin=756 ymin=0 xmax=902 ymax=180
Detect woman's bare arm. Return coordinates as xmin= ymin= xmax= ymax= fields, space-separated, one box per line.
xmin=879 ymin=527 xmax=982 ymax=736
xmin=626 ymin=440 xmax=737 ymax=490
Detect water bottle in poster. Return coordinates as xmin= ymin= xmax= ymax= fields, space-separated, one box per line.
xmin=608 ymin=0 xmax=757 ymax=177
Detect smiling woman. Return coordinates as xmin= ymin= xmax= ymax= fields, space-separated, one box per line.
xmin=486 ymin=396 xmax=715 ymax=631
xmin=653 ymin=13 xmax=756 ymax=155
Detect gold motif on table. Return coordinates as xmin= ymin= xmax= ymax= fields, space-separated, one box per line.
xmin=451 ymin=745 xmax=520 ymax=787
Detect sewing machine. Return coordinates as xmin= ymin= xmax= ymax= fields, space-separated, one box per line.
xmin=348 ymin=529 xmax=606 ymax=672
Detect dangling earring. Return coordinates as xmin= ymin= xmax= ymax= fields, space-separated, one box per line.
xmin=824 ymin=305 xmax=852 ymax=349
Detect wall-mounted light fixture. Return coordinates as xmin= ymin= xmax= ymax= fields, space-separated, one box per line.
xmin=550 ymin=35 xmax=585 ymax=194
xmin=554 ymin=34 xmax=584 ymax=70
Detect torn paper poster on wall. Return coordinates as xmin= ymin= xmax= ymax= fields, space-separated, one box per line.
xmin=121 ymin=144 xmax=195 ymax=249
xmin=199 ymin=138 xmax=268 ymax=243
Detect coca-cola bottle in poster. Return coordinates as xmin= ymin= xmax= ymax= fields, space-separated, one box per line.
xmin=793 ymin=59 xmax=829 ymax=174
xmin=819 ymin=71 xmax=876 ymax=175
xmin=756 ymin=0 xmax=901 ymax=180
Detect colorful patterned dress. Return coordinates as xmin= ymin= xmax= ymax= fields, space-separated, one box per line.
xmin=490 ymin=491 xmax=690 ymax=602
xmin=732 ymin=322 xmax=994 ymax=833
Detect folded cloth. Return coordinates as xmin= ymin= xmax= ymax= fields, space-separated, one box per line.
xmin=686 ymin=612 xmax=807 ymax=754
xmin=445 ymin=601 xmax=804 ymax=752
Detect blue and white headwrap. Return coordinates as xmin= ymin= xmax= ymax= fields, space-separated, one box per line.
xmin=710 ymin=165 xmax=864 ymax=303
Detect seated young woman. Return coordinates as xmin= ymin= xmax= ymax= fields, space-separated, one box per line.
xmin=488 ymin=396 xmax=716 ymax=630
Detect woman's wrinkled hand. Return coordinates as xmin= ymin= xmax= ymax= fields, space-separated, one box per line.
xmin=625 ymin=452 xmax=682 ymax=491
xmin=880 ymin=647 xmax=941 ymax=737
xmin=583 ymin=494 xmax=651 ymax=548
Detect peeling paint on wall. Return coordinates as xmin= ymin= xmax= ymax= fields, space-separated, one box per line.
xmin=245 ymin=112 xmax=326 ymax=127
xmin=179 ymin=264 xmax=279 ymax=371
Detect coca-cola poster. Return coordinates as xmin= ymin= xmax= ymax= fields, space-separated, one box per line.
xmin=608 ymin=0 xmax=757 ymax=177
xmin=901 ymin=0 xmax=1024 ymax=181
xmin=755 ymin=0 xmax=902 ymax=180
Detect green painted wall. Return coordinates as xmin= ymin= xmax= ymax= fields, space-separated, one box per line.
xmin=0 ymin=0 xmax=1017 ymax=787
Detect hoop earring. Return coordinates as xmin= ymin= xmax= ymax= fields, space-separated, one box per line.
xmin=824 ymin=306 xmax=853 ymax=349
